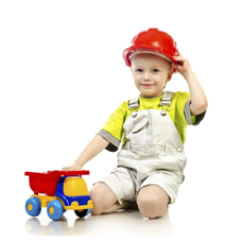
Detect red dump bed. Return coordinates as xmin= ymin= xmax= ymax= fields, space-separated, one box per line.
xmin=25 ymin=170 xmax=90 ymax=196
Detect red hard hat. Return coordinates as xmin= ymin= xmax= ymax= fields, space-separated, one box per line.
xmin=123 ymin=28 xmax=178 ymax=68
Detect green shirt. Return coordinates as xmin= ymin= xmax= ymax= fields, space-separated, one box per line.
xmin=97 ymin=91 xmax=205 ymax=152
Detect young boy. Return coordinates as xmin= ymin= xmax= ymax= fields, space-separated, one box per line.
xmin=63 ymin=28 xmax=208 ymax=219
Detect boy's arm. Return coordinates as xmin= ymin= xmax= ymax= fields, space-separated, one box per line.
xmin=184 ymin=70 xmax=208 ymax=115
xmin=173 ymin=48 xmax=208 ymax=115
xmin=62 ymin=135 xmax=109 ymax=170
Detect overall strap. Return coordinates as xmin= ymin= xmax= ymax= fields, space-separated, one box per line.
xmin=128 ymin=97 xmax=139 ymax=109
xmin=159 ymin=91 xmax=174 ymax=107
xmin=128 ymin=91 xmax=174 ymax=109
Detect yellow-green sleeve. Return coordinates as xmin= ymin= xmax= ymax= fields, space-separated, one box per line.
xmin=176 ymin=91 xmax=206 ymax=126
xmin=97 ymin=101 xmax=128 ymax=152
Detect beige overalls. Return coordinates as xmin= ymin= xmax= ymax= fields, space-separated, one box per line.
xmin=99 ymin=92 xmax=186 ymax=204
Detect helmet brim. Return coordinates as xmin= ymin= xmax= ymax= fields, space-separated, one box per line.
xmin=129 ymin=50 xmax=173 ymax=63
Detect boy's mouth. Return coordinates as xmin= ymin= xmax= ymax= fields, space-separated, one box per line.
xmin=141 ymin=83 xmax=154 ymax=87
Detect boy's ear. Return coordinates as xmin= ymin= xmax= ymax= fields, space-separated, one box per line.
xmin=167 ymin=67 xmax=173 ymax=81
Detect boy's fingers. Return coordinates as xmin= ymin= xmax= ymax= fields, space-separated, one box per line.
xmin=176 ymin=61 xmax=184 ymax=66
xmin=173 ymin=55 xmax=184 ymax=63
xmin=173 ymin=55 xmax=182 ymax=60
xmin=173 ymin=56 xmax=184 ymax=66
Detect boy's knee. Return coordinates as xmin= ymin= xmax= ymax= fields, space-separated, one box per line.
xmin=137 ymin=186 xmax=169 ymax=219
xmin=137 ymin=195 xmax=166 ymax=218
xmin=91 ymin=206 xmax=102 ymax=216
xmin=89 ymin=182 xmax=118 ymax=215
xmin=89 ymin=185 xmax=105 ymax=215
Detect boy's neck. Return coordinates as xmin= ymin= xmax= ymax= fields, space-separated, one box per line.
xmin=139 ymin=92 xmax=164 ymax=98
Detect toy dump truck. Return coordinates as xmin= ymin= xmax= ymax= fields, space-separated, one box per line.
xmin=25 ymin=170 xmax=93 ymax=221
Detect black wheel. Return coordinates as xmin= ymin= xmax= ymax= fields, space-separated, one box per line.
xmin=74 ymin=209 xmax=90 ymax=218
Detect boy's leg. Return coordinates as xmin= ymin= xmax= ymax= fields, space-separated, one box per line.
xmin=89 ymin=182 xmax=125 ymax=215
xmin=89 ymin=167 xmax=136 ymax=215
xmin=136 ymin=185 xmax=169 ymax=219
xmin=137 ymin=170 xmax=184 ymax=218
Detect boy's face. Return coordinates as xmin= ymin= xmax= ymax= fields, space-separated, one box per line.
xmin=130 ymin=53 xmax=172 ymax=97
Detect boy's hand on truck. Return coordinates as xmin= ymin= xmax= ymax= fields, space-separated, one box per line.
xmin=62 ymin=161 xmax=82 ymax=171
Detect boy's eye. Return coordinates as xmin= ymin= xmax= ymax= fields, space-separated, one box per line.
xmin=135 ymin=68 xmax=143 ymax=72
xmin=152 ymin=68 xmax=160 ymax=72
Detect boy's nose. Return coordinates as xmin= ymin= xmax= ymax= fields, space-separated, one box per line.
xmin=143 ymin=72 xmax=151 ymax=81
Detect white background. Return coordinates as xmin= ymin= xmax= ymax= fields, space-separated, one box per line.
xmin=1 ymin=0 xmax=245 ymax=243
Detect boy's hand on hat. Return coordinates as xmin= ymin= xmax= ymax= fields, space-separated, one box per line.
xmin=173 ymin=48 xmax=193 ymax=78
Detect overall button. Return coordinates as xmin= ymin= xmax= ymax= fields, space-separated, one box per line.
xmin=161 ymin=111 xmax=166 ymax=116
xmin=177 ymin=147 xmax=182 ymax=152
xmin=132 ymin=112 xmax=137 ymax=118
